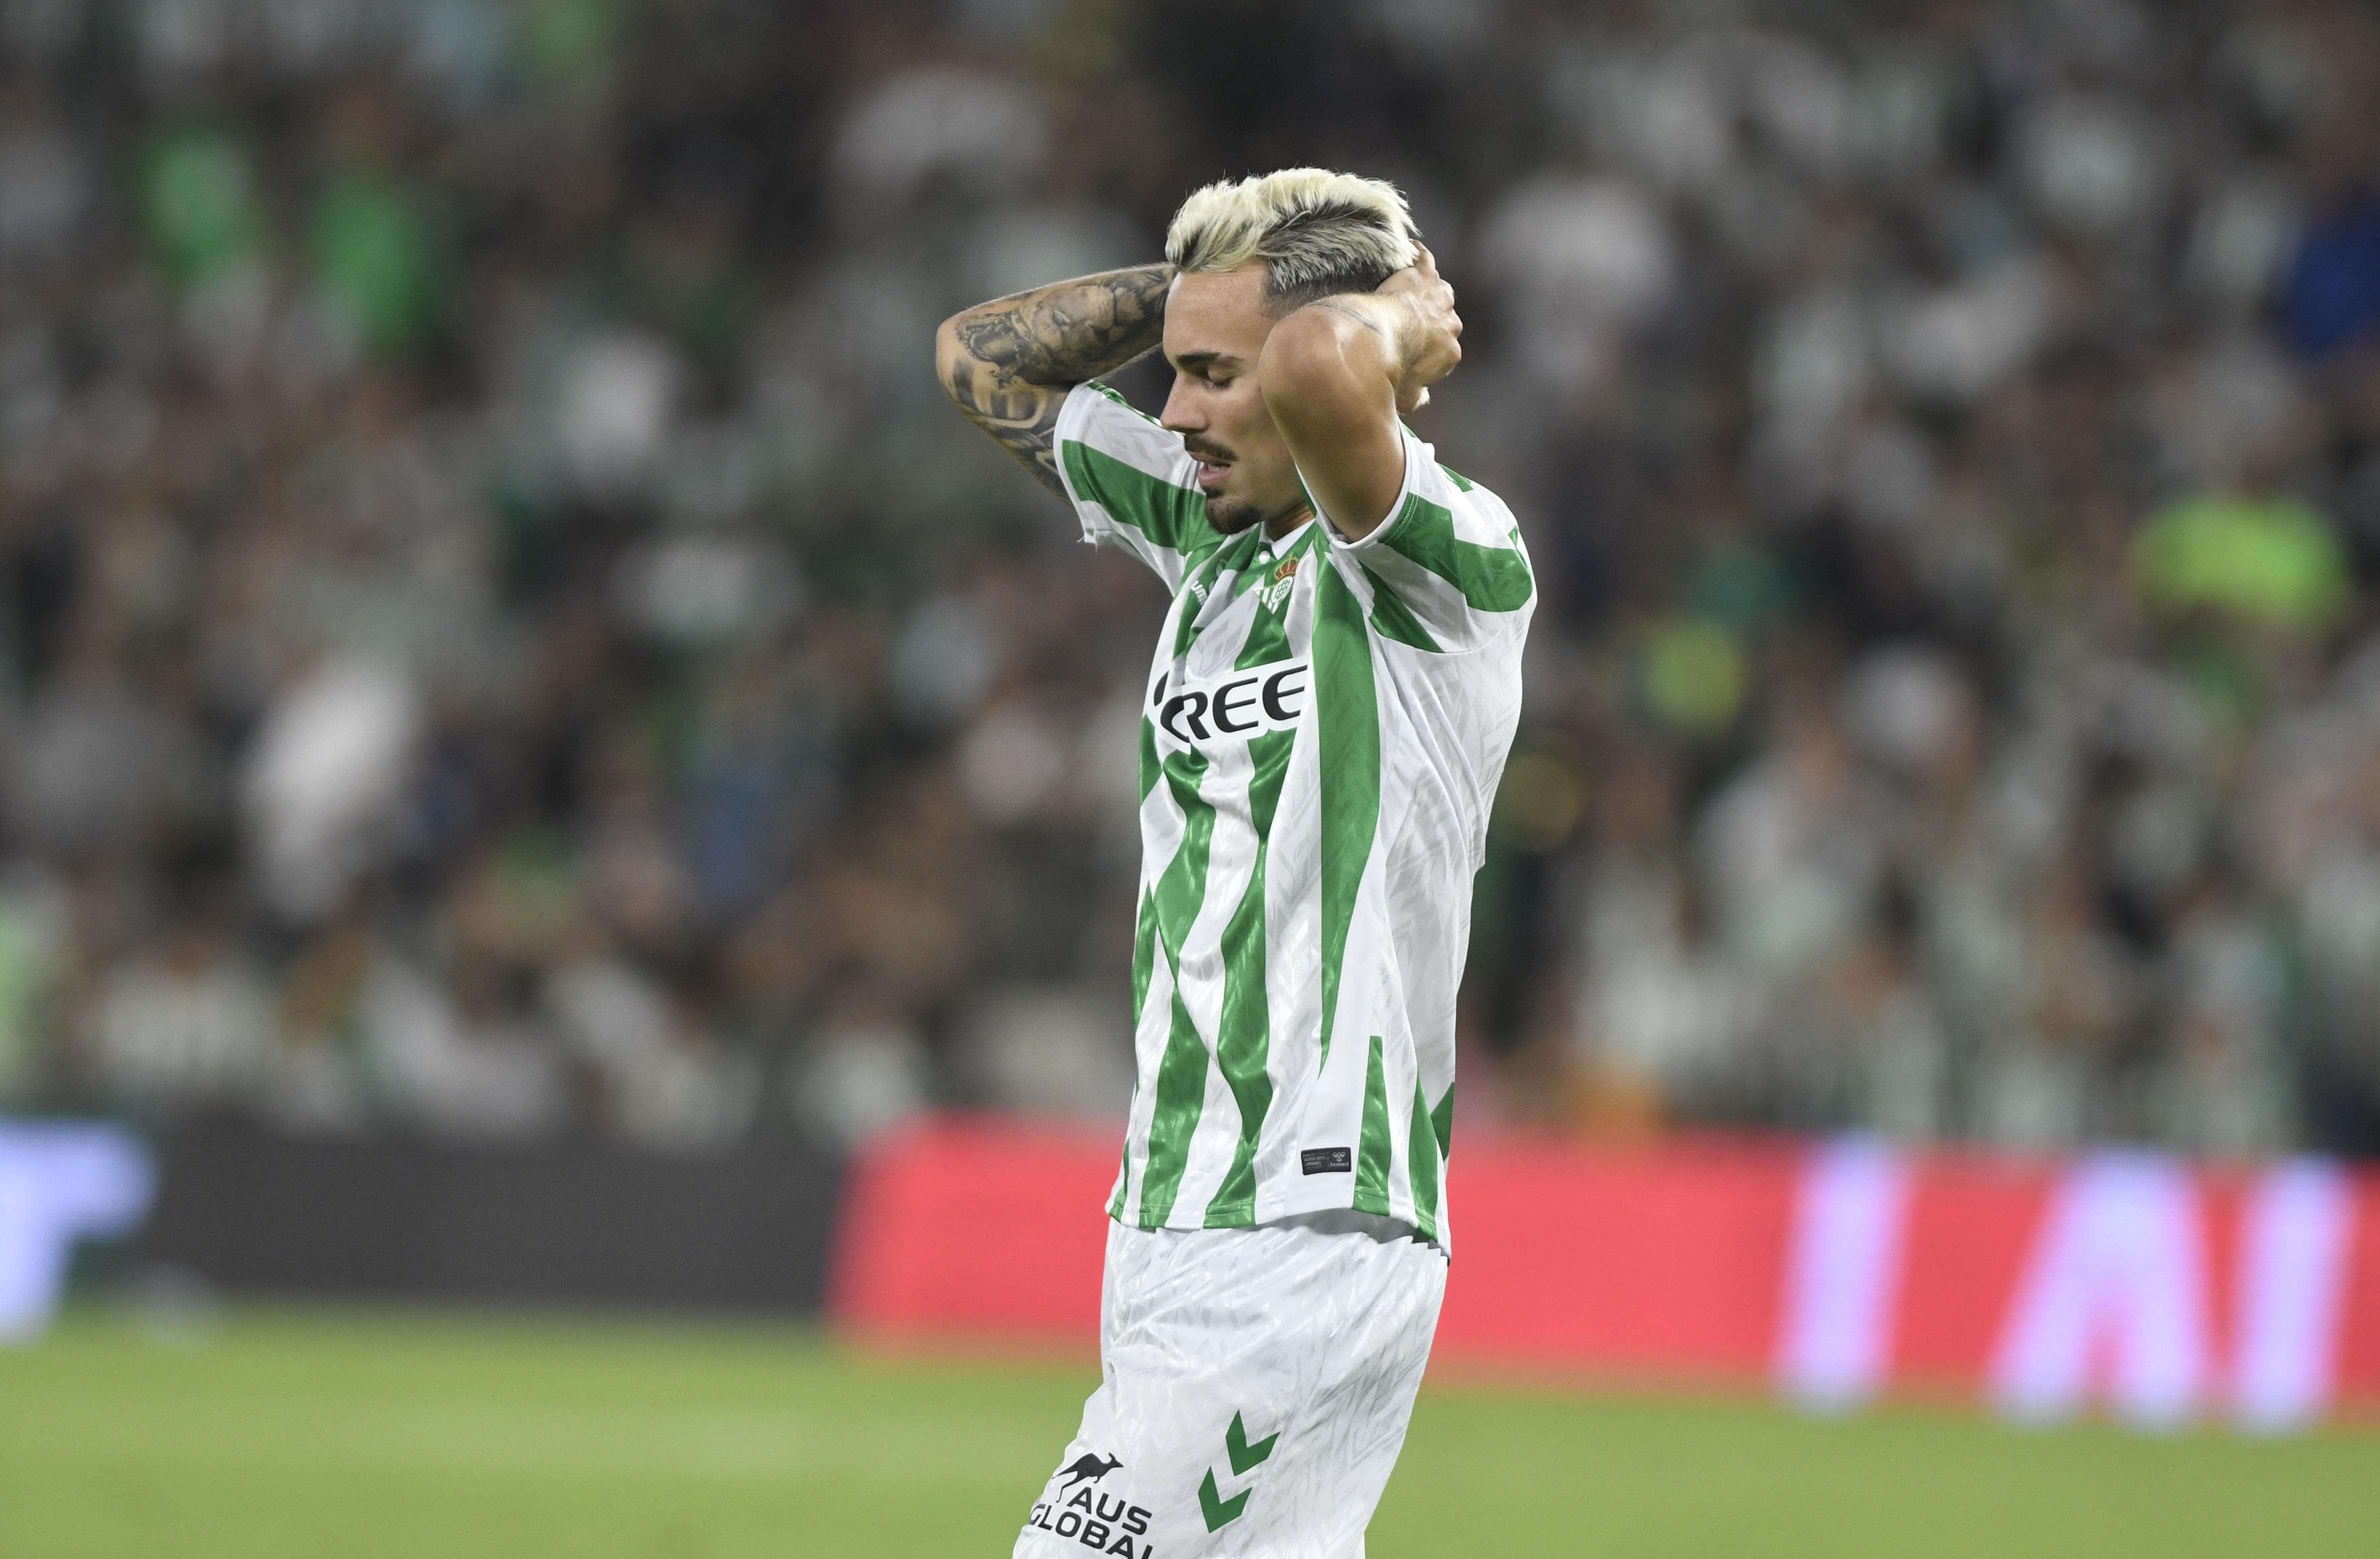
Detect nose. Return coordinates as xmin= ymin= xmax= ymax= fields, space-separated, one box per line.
xmin=1159 ymin=374 xmax=1202 ymax=437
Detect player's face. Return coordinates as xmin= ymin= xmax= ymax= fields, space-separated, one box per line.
xmin=1160 ymin=264 xmax=1310 ymax=536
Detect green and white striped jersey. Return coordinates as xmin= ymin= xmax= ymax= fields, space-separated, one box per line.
xmin=1055 ymin=381 xmax=1534 ymax=1250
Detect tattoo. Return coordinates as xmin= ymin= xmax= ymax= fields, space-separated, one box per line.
xmin=938 ymin=264 xmax=1174 ymax=496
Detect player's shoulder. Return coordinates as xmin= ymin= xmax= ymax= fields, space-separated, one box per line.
xmin=1334 ymin=431 xmax=1533 ymax=652
xmin=1062 ymin=378 xmax=1173 ymax=444
xmin=1055 ymin=381 xmax=1223 ymax=584
xmin=1082 ymin=379 xmax=1140 ymax=415
xmin=1058 ymin=380 xmax=1193 ymax=485
xmin=1385 ymin=431 xmax=1530 ymax=567
xmin=1401 ymin=433 xmax=1515 ymax=531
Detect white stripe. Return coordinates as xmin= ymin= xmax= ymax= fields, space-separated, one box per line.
xmin=1381 ymin=1016 xmax=1419 ymax=1229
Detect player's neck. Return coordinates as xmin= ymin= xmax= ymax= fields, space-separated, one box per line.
xmin=1263 ymin=499 xmax=1315 ymax=543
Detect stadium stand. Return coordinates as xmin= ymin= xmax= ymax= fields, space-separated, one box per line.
xmin=1 ymin=0 xmax=2379 ymax=1166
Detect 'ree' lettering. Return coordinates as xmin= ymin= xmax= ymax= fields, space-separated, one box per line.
xmin=1160 ymin=690 xmax=1210 ymax=742
xmin=1211 ymin=676 xmax=1257 ymax=734
xmin=1260 ymin=661 xmax=1305 ymax=724
xmin=1151 ymin=657 xmax=1309 ymax=750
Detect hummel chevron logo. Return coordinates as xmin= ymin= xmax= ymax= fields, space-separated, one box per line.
xmin=1197 ymin=1470 xmax=1247 ymax=1532
xmin=1225 ymin=1412 xmax=1276 ymax=1475
xmin=1197 ymin=1413 xmax=1277 ymax=1532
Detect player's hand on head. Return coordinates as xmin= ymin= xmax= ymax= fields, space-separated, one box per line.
xmin=1379 ymin=243 xmax=1461 ymax=413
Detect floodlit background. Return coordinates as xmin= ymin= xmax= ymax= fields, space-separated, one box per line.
xmin=2 ymin=0 xmax=2379 ymax=1554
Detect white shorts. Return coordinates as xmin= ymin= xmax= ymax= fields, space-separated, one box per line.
xmin=1015 ymin=1210 xmax=1446 ymax=1559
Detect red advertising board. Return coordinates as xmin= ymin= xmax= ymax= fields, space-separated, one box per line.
xmin=831 ymin=1119 xmax=2380 ymax=1428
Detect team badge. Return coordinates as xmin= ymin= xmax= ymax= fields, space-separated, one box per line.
xmin=1259 ymin=554 xmax=1299 ymax=612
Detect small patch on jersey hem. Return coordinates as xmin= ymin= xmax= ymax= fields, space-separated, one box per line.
xmin=1300 ymin=1147 xmax=1352 ymax=1174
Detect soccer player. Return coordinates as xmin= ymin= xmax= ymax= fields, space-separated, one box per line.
xmin=936 ymin=169 xmax=1533 ymax=1558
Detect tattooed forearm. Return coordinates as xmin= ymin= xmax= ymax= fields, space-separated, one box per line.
xmin=936 ymin=264 xmax=1174 ymax=495
xmin=950 ymin=264 xmax=1174 ymax=387
xmin=938 ymin=371 xmax=1070 ymax=497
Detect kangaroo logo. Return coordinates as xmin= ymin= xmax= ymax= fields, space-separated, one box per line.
xmin=1058 ymin=1453 xmax=1123 ymax=1491
xmin=1027 ymin=1450 xmax=1155 ymax=1555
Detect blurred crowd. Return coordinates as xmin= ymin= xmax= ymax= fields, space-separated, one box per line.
xmin=4 ymin=0 xmax=2380 ymax=1158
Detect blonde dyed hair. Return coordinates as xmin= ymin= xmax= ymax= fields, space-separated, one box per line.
xmin=1164 ymin=168 xmax=1418 ymax=313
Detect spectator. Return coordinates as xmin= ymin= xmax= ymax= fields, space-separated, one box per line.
xmin=87 ymin=912 xmax=274 ymax=1119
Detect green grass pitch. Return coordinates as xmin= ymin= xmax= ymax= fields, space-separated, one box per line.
xmin=0 ymin=1308 xmax=2371 ymax=1558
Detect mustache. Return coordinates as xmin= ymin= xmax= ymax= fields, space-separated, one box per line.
xmin=1183 ymin=437 xmax=1234 ymax=464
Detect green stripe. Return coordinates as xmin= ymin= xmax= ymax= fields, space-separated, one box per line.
xmin=1137 ymin=986 xmax=1211 ymax=1227
xmin=1203 ymin=590 xmax=1298 ymax=1226
xmin=1129 ymin=886 xmax=1159 ymax=1030
xmin=1314 ymin=565 xmax=1380 ymax=1069
xmin=1135 ymin=748 xmax=1216 ymax=1226
xmin=1116 ymin=878 xmax=1163 ymax=1223
xmin=1431 ymin=1085 xmax=1454 ymax=1160
xmin=1360 ymin=562 xmax=1443 ymax=653
xmin=1406 ymin=1074 xmax=1440 ymax=1240
xmin=1203 ymin=739 xmax=1286 ymax=1226
xmin=1109 ymin=1131 xmax=1132 ymax=1219
xmin=1354 ymin=1035 xmax=1392 ymax=1217
xmin=1378 ymin=493 xmax=1533 ymax=613
xmin=1062 ymin=438 xmax=1207 ymax=556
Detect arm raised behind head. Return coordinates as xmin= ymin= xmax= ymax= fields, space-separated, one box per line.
xmin=1255 ymin=246 xmax=1461 ymax=541
xmin=935 ymin=263 xmax=1175 ymax=497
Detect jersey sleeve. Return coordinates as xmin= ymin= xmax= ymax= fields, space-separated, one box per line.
xmin=1054 ymin=381 xmax=1212 ymax=591
xmin=1325 ymin=428 xmax=1536 ymax=654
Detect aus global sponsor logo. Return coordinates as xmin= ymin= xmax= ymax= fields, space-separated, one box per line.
xmin=1026 ymin=1451 xmax=1155 ymax=1557
xmin=1149 ymin=657 xmax=1307 ymax=749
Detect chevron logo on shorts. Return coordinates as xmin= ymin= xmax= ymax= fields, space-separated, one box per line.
xmin=1197 ymin=1413 xmax=1277 ymax=1532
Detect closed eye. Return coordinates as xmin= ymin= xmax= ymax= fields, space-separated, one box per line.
xmin=1171 ymin=352 xmax=1240 ymax=387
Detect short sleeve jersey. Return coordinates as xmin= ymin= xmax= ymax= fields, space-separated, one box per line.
xmin=1054 ymin=381 xmax=1533 ymax=1250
